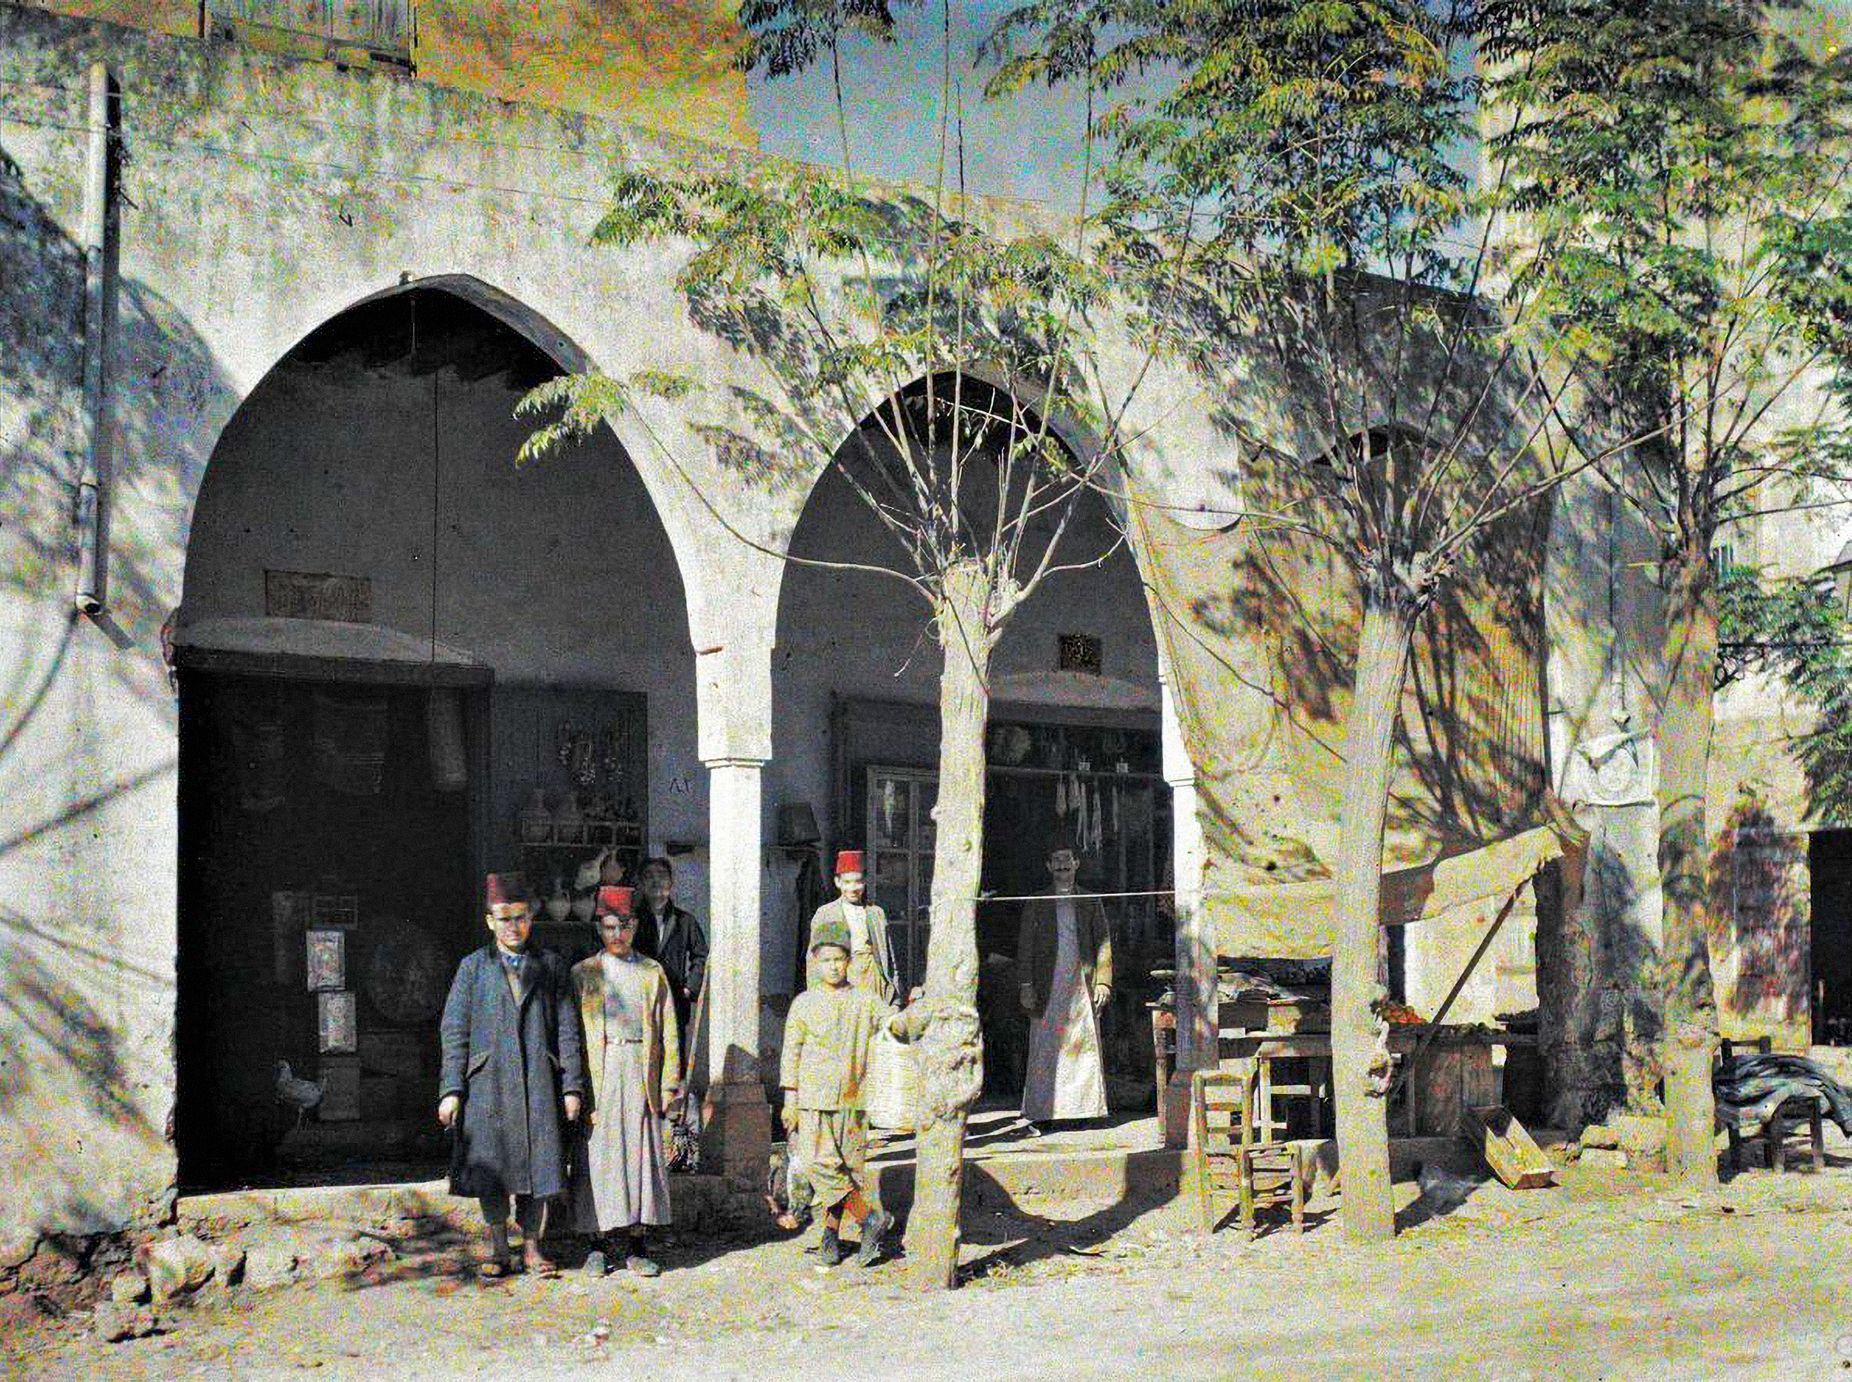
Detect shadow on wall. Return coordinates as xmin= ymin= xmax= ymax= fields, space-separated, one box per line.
xmin=0 ymin=138 xmax=229 ymax=1247
xmin=0 ymin=896 xmax=173 ymax=1251
xmin=1706 ymin=794 xmax=1808 ymax=1038
xmin=0 ymin=134 xmax=232 ymax=710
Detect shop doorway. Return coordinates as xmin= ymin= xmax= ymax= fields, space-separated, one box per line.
xmin=175 ymin=663 xmax=488 ymax=1188
xmin=771 ymin=372 xmax=1171 ymax=1110
xmin=1810 ymin=829 xmax=1852 ymax=1045
xmin=853 ymin=706 xmax=1169 ymax=1107
xmin=175 ymin=281 xmax=698 ymax=1188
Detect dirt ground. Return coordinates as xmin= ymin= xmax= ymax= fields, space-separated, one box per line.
xmin=7 ymin=1151 xmax=1852 ymax=1381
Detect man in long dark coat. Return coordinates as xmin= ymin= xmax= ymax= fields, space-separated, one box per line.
xmin=438 ymin=872 xmax=585 ymax=1277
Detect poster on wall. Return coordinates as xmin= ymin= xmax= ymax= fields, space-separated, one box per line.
xmin=317 ymin=990 xmax=358 ymax=1053
xmin=305 ymin=929 xmax=346 ymax=992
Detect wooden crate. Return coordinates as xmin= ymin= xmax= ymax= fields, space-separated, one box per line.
xmin=1463 ymin=1103 xmax=1554 ymax=1189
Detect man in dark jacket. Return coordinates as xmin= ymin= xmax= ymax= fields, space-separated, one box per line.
xmin=633 ymin=856 xmax=707 ymax=1042
xmin=438 ymin=872 xmax=585 ymax=1277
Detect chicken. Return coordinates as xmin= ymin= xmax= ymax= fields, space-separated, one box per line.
xmin=274 ymin=1060 xmax=323 ymax=1130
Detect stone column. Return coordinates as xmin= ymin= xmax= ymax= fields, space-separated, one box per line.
xmin=694 ymin=638 xmax=773 ymax=1187
xmin=1162 ymin=674 xmax=1214 ymax=1149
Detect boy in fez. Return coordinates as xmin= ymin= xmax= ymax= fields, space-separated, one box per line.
xmin=438 ymin=872 xmax=585 ymax=1278
xmin=571 ymin=885 xmax=679 ymax=1278
xmin=780 ymin=920 xmax=919 ymax=1267
xmin=804 ymin=849 xmax=897 ymax=1002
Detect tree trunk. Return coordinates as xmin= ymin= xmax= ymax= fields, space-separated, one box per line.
xmin=909 ymin=562 xmax=995 ymax=1289
xmin=1332 ymin=595 xmax=1417 ymax=1244
xmin=1657 ymin=548 xmax=1720 ymax=1183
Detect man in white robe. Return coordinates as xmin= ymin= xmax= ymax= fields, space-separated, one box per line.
xmin=1017 ymin=845 xmax=1113 ymax=1128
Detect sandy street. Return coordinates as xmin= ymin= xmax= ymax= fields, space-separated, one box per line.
xmin=7 ymin=1154 xmax=1852 ymax=1381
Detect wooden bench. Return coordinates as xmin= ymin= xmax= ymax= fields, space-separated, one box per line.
xmin=1721 ymin=1037 xmax=1826 ymax=1174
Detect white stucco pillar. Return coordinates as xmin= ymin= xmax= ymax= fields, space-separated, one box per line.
xmin=704 ymin=758 xmax=765 ymax=1088
xmin=694 ymin=636 xmax=774 ymax=1185
xmin=1162 ymin=672 xmax=1214 ymax=1148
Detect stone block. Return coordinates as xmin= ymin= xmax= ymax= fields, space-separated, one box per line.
xmin=108 ymin=1271 xmax=149 ymax=1305
xmin=93 ymin=1300 xmax=158 ymax=1342
xmin=1614 ymin=1114 xmax=1667 ymax=1168
xmin=207 ymin=1244 xmax=246 ymax=1289
xmin=0 ymin=1234 xmax=38 ymax=1272
xmin=296 ymin=1233 xmax=391 ymax=1282
xmin=138 ymin=1234 xmax=216 ymax=1303
xmin=1578 ymin=1122 xmax=1620 ymax=1149
xmin=1579 ymin=1146 xmax=1628 ymax=1170
xmin=242 ymin=1243 xmax=299 ymax=1290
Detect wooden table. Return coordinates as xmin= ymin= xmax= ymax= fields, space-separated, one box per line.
xmin=1220 ymin=1026 xmax=1534 ymax=1138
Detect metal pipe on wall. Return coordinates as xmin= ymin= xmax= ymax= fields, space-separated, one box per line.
xmin=75 ymin=60 xmax=129 ymax=648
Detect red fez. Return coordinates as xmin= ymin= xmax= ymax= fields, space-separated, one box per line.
xmin=595 ymin=885 xmax=635 ymax=917
xmin=485 ymin=872 xmax=528 ymax=909
xmin=834 ymin=849 xmax=865 ymax=876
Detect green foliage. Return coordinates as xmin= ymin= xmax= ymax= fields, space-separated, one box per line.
xmin=987 ymin=0 xmax=1477 ymax=284
xmin=1481 ymin=0 xmax=1852 ymax=549
xmin=1717 ymin=562 xmax=1852 ymax=819
xmin=524 ymin=81 xmax=1116 ymax=606
xmin=735 ymin=0 xmax=919 ymax=78
xmin=987 ymin=0 xmax=1588 ymax=623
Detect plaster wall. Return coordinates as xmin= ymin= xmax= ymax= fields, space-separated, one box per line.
xmin=0 ymin=4 xmax=803 ymax=1247
xmin=1540 ymin=467 xmax=1672 ymax=1123
xmin=0 ymin=2 xmax=1590 ymax=1254
xmin=0 ymin=7 xmax=1207 ymax=1248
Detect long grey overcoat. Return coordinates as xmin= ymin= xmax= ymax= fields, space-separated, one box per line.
xmin=439 ymin=944 xmax=585 ymax=1199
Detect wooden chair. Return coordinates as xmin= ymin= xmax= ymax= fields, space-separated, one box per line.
xmin=1720 ymin=1037 xmax=1826 ymax=1174
xmin=1190 ymin=1067 xmax=1312 ymax=1237
xmin=1253 ymin=1054 xmax=1332 ymax=1142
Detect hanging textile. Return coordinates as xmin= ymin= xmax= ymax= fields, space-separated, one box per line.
xmin=427 ymin=687 xmax=468 ymax=792
xmin=1129 ymin=449 xmax=1559 ymax=959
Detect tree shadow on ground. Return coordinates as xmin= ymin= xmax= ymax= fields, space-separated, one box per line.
xmin=324 ymin=1178 xmax=792 ymax=1293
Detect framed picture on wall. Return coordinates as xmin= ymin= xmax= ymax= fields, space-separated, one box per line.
xmin=317 ymin=990 xmax=358 ymax=1054
xmin=305 ymin=928 xmax=346 ymax=992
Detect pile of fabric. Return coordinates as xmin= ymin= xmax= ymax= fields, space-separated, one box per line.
xmin=1713 ymin=1052 xmax=1852 ymax=1134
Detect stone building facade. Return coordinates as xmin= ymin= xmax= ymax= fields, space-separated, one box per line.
xmin=0 ymin=2 xmax=1844 ymax=1271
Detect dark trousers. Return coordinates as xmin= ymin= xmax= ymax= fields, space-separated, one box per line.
xmin=479 ymin=1192 xmax=549 ymax=1237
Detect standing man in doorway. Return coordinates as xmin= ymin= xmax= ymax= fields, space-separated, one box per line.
xmin=633 ymin=856 xmax=708 ymax=1043
xmin=438 ymin=872 xmax=585 ymax=1278
xmin=1018 ymin=844 xmax=1112 ymax=1131
xmin=804 ymin=849 xmax=898 ymax=1002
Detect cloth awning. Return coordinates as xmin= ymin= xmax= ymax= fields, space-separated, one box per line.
xmin=171 ymin=617 xmax=489 ymax=685
xmin=1208 ymin=811 xmax=1587 ymax=957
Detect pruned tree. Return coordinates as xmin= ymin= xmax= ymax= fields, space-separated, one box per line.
xmin=1481 ymin=0 xmax=1852 ymax=1182
xmin=518 ymin=0 xmax=1171 ymax=1288
xmin=985 ymin=0 xmax=1669 ymax=1239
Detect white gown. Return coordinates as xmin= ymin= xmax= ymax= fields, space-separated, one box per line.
xmin=1021 ymin=897 xmax=1107 ymax=1122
